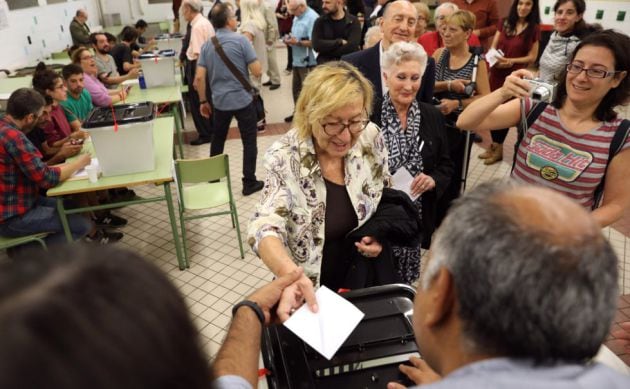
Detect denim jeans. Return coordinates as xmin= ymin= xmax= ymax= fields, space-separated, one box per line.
xmin=0 ymin=197 xmax=92 ymax=245
xmin=210 ymin=101 xmax=258 ymax=186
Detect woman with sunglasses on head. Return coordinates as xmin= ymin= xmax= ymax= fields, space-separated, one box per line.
xmin=457 ymin=30 xmax=630 ymax=228
xmin=380 ymin=41 xmax=453 ymax=284
xmin=248 ymin=62 xmax=404 ymax=319
xmin=481 ymin=0 xmax=541 ymax=165
xmin=538 ymin=0 xmax=599 ymax=84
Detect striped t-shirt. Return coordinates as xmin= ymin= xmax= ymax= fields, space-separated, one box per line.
xmin=512 ymin=98 xmax=630 ymax=209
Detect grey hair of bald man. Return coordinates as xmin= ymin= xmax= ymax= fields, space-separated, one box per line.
xmin=382 ymin=41 xmax=427 ymax=77
xmin=182 ymin=0 xmax=203 ymax=12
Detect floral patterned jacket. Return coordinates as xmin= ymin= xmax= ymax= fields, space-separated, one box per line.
xmin=247 ymin=123 xmax=390 ymax=286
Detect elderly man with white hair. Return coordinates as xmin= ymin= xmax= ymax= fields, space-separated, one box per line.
xmin=70 ymin=9 xmax=90 ymax=46
xmin=182 ymin=0 xmax=216 ymax=146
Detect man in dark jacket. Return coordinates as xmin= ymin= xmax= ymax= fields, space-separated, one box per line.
xmin=70 ymin=9 xmax=90 ymax=46
xmin=312 ymin=0 xmax=361 ymax=64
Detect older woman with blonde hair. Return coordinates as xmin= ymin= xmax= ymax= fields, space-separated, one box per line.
xmin=240 ymin=0 xmax=268 ymax=88
xmin=381 ymin=41 xmax=453 ymax=283
xmin=248 ymin=62 xmax=390 ymax=319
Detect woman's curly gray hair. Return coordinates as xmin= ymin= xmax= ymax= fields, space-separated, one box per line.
xmin=382 ymin=41 xmax=428 ymax=77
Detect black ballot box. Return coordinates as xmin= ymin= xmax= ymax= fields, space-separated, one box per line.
xmin=261 ymin=284 xmax=420 ymax=389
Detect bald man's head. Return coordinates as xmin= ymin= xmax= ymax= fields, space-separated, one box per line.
xmin=420 ymin=181 xmax=618 ymax=363
xmin=493 ymin=185 xmax=602 ymax=248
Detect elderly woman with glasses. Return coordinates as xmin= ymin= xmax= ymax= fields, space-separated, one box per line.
xmin=381 ymin=41 xmax=454 ymax=284
xmin=457 ymin=30 xmax=630 ymax=228
xmin=248 ymin=62 xmax=391 ymax=319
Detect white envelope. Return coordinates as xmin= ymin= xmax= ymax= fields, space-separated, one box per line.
xmin=283 ymin=286 xmax=364 ymax=360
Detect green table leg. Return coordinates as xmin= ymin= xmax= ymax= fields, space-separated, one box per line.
xmin=172 ymin=103 xmax=185 ymax=159
xmin=164 ymin=182 xmax=186 ymax=269
xmin=56 ymin=198 xmax=74 ymax=243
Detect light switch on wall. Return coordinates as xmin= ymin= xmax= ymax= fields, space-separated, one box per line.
xmin=595 ymin=10 xmax=604 ymax=20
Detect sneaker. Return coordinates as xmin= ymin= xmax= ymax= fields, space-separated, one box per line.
xmin=85 ymin=229 xmax=124 ymax=244
xmin=94 ymin=212 xmax=128 ymax=228
xmin=242 ymin=180 xmax=264 ymax=196
xmin=262 ymin=80 xmax=272 ymax=86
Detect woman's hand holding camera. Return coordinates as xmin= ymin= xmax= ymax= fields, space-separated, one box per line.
xmin=500 ymin=69 xmax=534 ymax=101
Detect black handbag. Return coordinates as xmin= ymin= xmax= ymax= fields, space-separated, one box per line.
xmin=210 ymin=36 xmax=266 ymax=131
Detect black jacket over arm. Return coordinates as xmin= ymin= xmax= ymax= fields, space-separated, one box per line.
xmin=416 ymin=102 xmax=453 ymax=248
xmin=343 ymin=188 xmax=422 ymax=289
xmin=342 ymin=43 xmax=436 ymax=126
xmin=312 ymin=13 xmax=362 ymax=64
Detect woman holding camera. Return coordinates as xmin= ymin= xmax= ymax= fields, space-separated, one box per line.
xmin=457 ymin=30 xmax=630 ymax=227
xmin=432 ymin=10 xmax=490 ymax=223
xmin=482 ymin=0 xmax=541 ymax=165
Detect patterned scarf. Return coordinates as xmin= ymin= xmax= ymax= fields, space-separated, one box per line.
xmin=381 ymin=93 xmax=424 ymax=179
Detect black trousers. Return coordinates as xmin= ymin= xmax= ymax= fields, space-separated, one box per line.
xmin=491 ymin=128 xmax=509 ymax=144
xmin=210 ymin=101 xmax=259 ymax=185
xmin=185 ymin=59 xmax=213 ymax=140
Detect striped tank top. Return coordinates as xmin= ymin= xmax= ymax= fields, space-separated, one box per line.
xmin=512 ymin=98 xmax=630 ymax=208
xmin=435 ymin=49 xmax=476 ymax=115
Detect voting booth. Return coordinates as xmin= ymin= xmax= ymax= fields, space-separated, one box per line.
xmin=138 ymin=50 xmax=177 ymax=88
xmin=83 ymin=102 xmax=156 ymax=177
xmin=261 ymin=284 xmax=420 ymax=388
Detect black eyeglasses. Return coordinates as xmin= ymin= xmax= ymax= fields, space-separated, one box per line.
xmin=320 ymin=117 xmax=369 ymax=136
xmin=566 ymin=63 xmax=619 ymax=79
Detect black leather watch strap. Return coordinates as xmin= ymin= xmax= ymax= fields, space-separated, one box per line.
xmin=232 ymin=300 xmax=265 ymax=325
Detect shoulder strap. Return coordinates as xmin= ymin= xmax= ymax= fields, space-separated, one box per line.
xmin=437 ymin=49 xmax=449 ymax=81
xmin=592 ymin=119 xmax=630 ymax=209
xmin=210 ymin=37 xmax=256 ymax=95
xmin=511 ymin=99 xmax=547 ymax=172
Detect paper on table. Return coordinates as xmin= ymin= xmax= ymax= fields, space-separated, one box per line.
xmin=283 ymin=286 xmax=364 ymax=360
xmin=485 ymin=48 xmax=504 ymax=68
xmin=392 ymin=167 xmax=420 ymax=201
xmin=69 ymin=158 xmax=100 ymax=181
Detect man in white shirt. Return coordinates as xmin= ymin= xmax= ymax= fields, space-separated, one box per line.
xmin=182 ymin=0 xmax=216 ymax=146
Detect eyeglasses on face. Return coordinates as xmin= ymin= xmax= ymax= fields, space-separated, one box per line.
xmin=80 ymin=55 xmax=94 ymax=61
xmin=566 ymin=63 xmax=619 ymax=79
xmin=320 ymin=117 xmax=369 ymax=136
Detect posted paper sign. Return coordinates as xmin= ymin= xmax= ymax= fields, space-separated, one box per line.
xmin=283 ymin=286 xmax=364 ymax=360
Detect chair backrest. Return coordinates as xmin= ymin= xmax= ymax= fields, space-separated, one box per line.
xmin=175 ymin=154 xmax=230 ymax=184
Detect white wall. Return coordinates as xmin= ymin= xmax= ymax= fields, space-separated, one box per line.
xmin=0 ymin=0 xmax=101 ymax=70
xmin=539 ymin=0 xmax=630 ymax=35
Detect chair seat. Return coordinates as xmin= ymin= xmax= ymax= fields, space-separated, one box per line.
xmin=0 ymin=233 xmax=49 ymax=250
xmin=182 ymin=182 xmax=230 ymax=210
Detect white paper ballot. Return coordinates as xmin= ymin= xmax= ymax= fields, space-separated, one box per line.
xmin=392 ymin=167 xmax=420 ymax=201
xmin=283 ymin=286 xmax=364 ymax=360
xmin=485 ymin=48 xmax=504 ymax=68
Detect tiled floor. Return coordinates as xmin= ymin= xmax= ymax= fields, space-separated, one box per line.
xmin=2 ymin=47 xmax=629 ymax=363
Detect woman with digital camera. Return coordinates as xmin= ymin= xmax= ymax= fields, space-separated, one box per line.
xmin=431 ymin=10 xmax=490 ymax=223
xmin=457 ymin=30 xmax=630 ymax=227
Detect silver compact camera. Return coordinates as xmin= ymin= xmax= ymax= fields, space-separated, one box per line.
xmin=526 ymin=79 xmax=557 ymax=103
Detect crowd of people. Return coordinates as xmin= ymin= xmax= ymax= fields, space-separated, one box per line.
xmin=1 ymin=0 xmax=630 ymax=387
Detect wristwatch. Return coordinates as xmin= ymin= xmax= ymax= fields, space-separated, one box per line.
xmin=232 ymin=300 xmax=265 ymax=325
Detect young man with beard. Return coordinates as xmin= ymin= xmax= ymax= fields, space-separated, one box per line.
xmin=91 ymin=33 xmax=139 ymax=89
